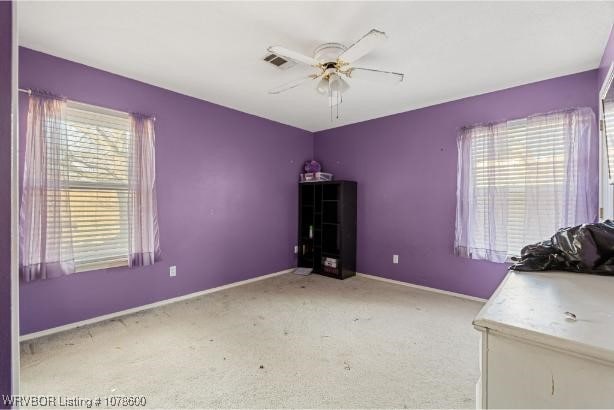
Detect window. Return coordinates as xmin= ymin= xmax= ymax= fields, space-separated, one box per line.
xmin=472 ymin=119 xmax=566 ymax=256
xmin=455 ymin=108 xmax=595 ymax=263
xmin=600 ymin=99 xmax=614 ymax=220
xmin=599 ymin=63 xmax=614 ymax=221
xmin=603 ymin=99 xmax=614 ymax=183
xmin=22 ymin=93 xmax=160 ymax=281
xmin=58 ymin=101 xmax=131 ymax=271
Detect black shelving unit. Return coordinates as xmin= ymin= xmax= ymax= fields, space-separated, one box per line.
xmin=298 ymin=181 xmax=357 ymax=279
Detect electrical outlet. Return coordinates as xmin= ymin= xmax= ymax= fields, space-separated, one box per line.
xmin=294 ymin=245 xmax=298 ymax=254
xmin=393 ymin=255 xmax=399 ymax=264
xmin=169 ymin=265 xmax=177 ymax=277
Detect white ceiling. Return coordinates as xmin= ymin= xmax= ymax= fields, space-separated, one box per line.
xmin=18 ymin=1 xmax=614 ymax=132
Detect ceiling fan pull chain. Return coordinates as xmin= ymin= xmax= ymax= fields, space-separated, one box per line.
xmin=336 ymin=91 xmax=340 ymax=119
xmin=330 ymin=80 xmax=333 ymax=122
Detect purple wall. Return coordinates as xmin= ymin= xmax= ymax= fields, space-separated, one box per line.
xmin=598 ymin=25 xmax=614 ymax=91
xmin=19 ymin=48 xmax=312 ymax=335
xmin=314 ymin=70 xmax=599 ymax=299
xmin=0 ymin=0 xmax=13 ymax=400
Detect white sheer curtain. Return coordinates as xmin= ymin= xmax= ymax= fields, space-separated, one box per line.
xmin=20 ymin=94 xmax=75 ymax=281
xmin=128 ymin=114 xmax=161 ymax=267
xmin=455 ymin=107 xmax=597 ymax=263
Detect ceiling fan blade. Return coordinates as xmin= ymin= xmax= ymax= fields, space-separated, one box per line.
xmin=268 ymin=46 xmax=320 ymax=67
xmin=268 ymin=75 xmax=317 ymax=94
xmin=348 ymin=67 xmax=404 ymax=84
xmin=338 ymin=29 xmax=387 ymax=64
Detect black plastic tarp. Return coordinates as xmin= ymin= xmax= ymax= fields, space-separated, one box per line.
xmin=510 ymin=220 xmax=614 ymax=274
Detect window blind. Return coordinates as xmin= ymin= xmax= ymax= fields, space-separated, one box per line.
xmin=603 ymin=99 xmax=614 ymax=181
xmin=469 ymin=118 xmax=568 ymax=257
xmin=48 ymin=101 xmax=131 ymax=270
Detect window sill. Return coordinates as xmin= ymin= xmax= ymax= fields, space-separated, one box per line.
xmin=75 ymin=259 xmax=129 ymax=273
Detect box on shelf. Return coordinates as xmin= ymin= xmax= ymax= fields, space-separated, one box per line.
xmin=322 ymin=257 xmax=338 ymax=268
xmin=300 ymin=172 xmax=333 ymax=183
xmin=322 ymin=257 xmax=339 ymax=274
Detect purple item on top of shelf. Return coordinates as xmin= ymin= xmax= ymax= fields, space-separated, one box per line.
xmin=304 ymin=160 xmax=322 ymax=173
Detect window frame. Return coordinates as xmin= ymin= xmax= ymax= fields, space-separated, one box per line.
xmin=62 ymin=100 xmax=132 ymax=272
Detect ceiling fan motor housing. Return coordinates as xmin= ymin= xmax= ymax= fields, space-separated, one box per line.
xmin=313 ymin=43 xmax=347 ymax=65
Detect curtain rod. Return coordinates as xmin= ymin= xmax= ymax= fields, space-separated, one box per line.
xmin=18 ymin=87 xmax=156 ymax=121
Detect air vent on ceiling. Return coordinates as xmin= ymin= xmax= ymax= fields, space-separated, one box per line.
xmin=263 ymin=53 xmax=296 ymax=70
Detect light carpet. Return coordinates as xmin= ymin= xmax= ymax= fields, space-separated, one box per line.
xmin=21 ymin=273 xmax=483 ymax=408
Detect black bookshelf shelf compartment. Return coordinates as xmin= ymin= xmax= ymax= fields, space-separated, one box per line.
xmin=322 ymin=224 xmax=340 ymax=254
xmin=322 ymin=184 xmax=339 ymax=201
xmin=322 ymin=201 xmax=339 ymax=224
xmin=298 ymin=181 xmax=357 ymax=280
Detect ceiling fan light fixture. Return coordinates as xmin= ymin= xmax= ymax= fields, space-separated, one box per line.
xmin=330 ymin=75 xmax=350 ymax=93
xmin=316 ymin=77 xmax=329 ymax=95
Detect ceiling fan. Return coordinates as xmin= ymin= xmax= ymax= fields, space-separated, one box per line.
xmin=267 ymin=29 xmax=404 ymax=119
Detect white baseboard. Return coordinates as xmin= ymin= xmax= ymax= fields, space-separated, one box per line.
xmin=357 ymin=272 xmax=487 ymax=303
xmin=21 ymin=268 xmax=294 ymax=342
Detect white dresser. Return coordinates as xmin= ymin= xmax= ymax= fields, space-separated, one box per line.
xmin=473 ymin=270 xmax=614 ymax=409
